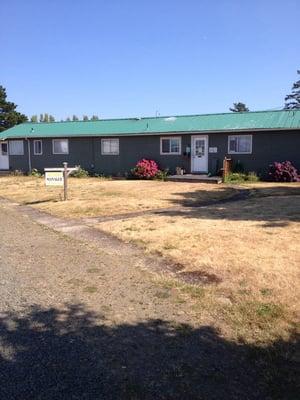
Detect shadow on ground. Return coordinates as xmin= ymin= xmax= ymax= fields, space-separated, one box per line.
xmin=163 ymin=185 xmax=300 ymax=226
xmin=23 ymin=198 xmax=58 ymax=205
xmin=0 ymin=304 xmax=298 ymax=399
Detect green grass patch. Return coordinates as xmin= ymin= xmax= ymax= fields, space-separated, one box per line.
xmin=181 ymin=285 xmax=205 ymax=299
xmin=87 ymin=268 xmax=101 ymax=273
xmin=256 ymin=303 xmax=283 ymax=319
xmin=172 ymin=322 xmax=193 ymax=336
xmin=239 ymin=301 xmax=283 ymax=321
xmin=83 ymin=286 xmax=98 ymax=293
xmin=67 ymin=278 xmax=84 ymax=286
xmin=260 ymin=288 xmax=273 ymax=296
xmin=154 ymin=290 xmax=171 ymax=299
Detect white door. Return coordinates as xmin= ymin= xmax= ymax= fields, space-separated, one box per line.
xmin=191 ymin=136 xmax=208 ymax=173
xmin=0 ymin=142 xmax=9 ymax=170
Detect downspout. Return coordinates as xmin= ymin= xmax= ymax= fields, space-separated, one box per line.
xmin=26 ymin=138 xmax=32 ymax=174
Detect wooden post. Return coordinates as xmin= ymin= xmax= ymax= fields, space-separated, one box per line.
xmin=222 ymin=157 xmax=232 ymax=182
xmin=63 ymin=162 xmax=68 ymax=201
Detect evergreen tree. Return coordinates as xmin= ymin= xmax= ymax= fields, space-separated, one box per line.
xmin=91 ymin=115 xmax=99 ymax=120
xmin=72 ymin=115 xmax=79 ymax=121
xmin=38 ymin=113 xmax=54 ymax=122
xmin=0 ymin=85 xmax=28 ymax=132
xmin=83 ymin=115 xmax=89 ymax=121
xmin=229 ymin=102 xmax=249 ymax=112
xmin=30 ymin=115 xmax=38 ymax=123
xmin=284 ymin=70 xmax=300 ymax=110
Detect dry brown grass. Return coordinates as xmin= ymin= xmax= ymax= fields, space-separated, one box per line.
xmin=0 ymin=176 xmax=299 ymax=342
xmin=95 ymin=186 xmax=300 ymax=343
xmin=0 ymin=176 xmax=236 ymax=218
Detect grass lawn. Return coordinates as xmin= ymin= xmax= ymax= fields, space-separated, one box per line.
xmin=0 ymin=176 xmax=299 ymax=343
xmin=0 ymin=176 xmax=237 ymax=218
xmin=96 ymin=186 xmax=300 ymax=342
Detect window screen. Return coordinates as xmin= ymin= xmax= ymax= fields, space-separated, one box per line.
xmin=53 ymin=139 xmax=69 ymax=154
xmin=228 ymin=135 xmax=252 ymax=154
xmin=9 ymin=140 xmax=24 ymax=155
xmin=160 ymin=137 xmax=181 ymax=154
xmin=101 ymin=139 xmax=119 ymax=155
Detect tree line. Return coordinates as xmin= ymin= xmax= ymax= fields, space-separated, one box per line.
xmin=30 ymin=114 xmax=100 ymax=123
xmin=1 ymin=70 xmax=300 ymax=131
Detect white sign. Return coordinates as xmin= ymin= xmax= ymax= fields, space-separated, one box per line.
xmin=45 ymin=171 xmax=64 ymax=186
xmin=209 ymin=147 xmax=218 ymax=153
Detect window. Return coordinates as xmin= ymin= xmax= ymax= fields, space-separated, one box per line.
xmin=160 ymin=137 xmax=181 ymax=155
xmin=1 ymin=143 xmax=8 ymax=156
xmin=33 ymin=140 xmax=42 ymax=155
xmin=9 ymin=140 xmax=24 ymax=155
xmin=101 ymin=139 xmax=119 ymax=155
xmin=228 ymin=135 xmax=252 ymax=154
xmin=53 ymin=139 xmax=69 ymax=154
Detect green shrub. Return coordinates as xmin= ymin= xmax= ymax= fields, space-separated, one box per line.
xmin=246 ymin=172 xmax=260 ymax=182
xmin=28 ymin=168 xmax=42 ymax=177
xmin=72 ymin=167 xmax=89 ymax=178
xmin=225 ymin=172 xmax=260 ymax=183
xmin=224 ymin=173 xmax=246 ymax=183
xmin=154 ymin=169 xmax=169 ymax=181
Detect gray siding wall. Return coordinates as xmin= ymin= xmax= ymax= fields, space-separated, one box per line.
xmin=8 ymin=136 xmax=191 ymax=175
xmin=93 ymin=135 xmax=191 ymax=175
xmin=7 ymin=130 xmax=300 ymax=177
xmin=208 ymin=130 xmax=300 ymax=176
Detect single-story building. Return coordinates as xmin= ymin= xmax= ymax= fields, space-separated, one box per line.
xmin=0 ymin=110 xmax=299 ymax=177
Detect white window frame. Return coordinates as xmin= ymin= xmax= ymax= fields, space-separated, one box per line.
xmin=101 ymin=138 xmax=119 ymax=155
xmin=33 ymin=140 xmax=43 ymax=155
xmin=9 ymin=140 xmax=24 ymax=155
xmin=52 ymin=139 xmax=69 ymax=155
xmin=160 ymin=136 xmax=181 ymax=155
xmin=228 ymin=135 xmax=252 ymax=154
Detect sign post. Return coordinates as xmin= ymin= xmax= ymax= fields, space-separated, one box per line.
xmin=44 ymin=163 xmax=79 ymax=201
xmin=63 ymin=162 xmax=68 ymax=201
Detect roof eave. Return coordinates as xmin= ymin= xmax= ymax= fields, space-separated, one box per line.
xmin=1 ymin=126 xmax=300 ymax=140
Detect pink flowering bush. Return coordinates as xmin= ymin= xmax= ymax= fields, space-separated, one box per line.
xmin=131 ymin=159 xmax=160 ymax=179
xmin=268 ymin=161 xmax=300 ymax=182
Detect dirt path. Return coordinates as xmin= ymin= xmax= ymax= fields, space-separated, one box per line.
xmin=0 ymin=203 xmax=295 ymax=399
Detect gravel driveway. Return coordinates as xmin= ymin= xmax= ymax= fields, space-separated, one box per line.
xmin=0 ymin=203 xmax=296 ymax=399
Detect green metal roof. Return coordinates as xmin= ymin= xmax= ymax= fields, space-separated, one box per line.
xmin=1 ymin=110 xmax=300 ymax=139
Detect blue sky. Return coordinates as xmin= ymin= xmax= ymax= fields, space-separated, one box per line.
xmin=1 ymin=0 xmax=299 ymax=120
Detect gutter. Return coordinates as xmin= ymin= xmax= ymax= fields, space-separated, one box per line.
xmin=26 ymin=138 xmax=32 ymax=173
